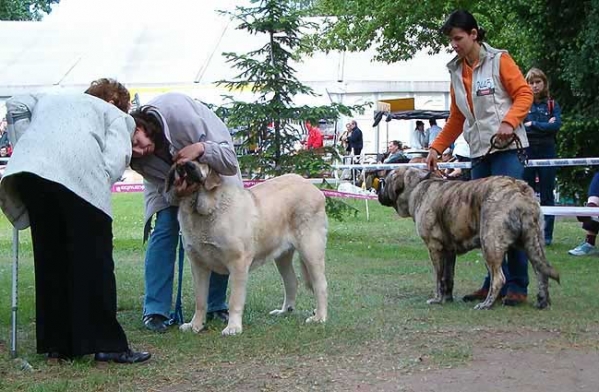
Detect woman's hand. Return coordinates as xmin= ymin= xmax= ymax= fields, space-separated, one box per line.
xmin=426 ymin=149 xmax=439 ymax=172
xmin=496 ymin=122 xmax=515 ymax=140
xmin=174 ymin=142 xmax=205 ymax=165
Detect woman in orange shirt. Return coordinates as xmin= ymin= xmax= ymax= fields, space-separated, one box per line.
xmin=426 ymin=10 xmax=534 ymax=307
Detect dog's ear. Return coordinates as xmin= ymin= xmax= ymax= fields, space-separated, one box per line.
xmin=203 ymin=165 xmax=222 ymax=191
xmin=404 ymin=168 xmax=429 ymax=189
xmin=165 ymin=164 xmax=178 ymax=192
xmin=379 ymin=167 xmax=406 ymax=206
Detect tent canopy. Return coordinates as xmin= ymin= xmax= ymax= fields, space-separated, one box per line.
xmin=372 ymin=109 xmax=450 ymax=127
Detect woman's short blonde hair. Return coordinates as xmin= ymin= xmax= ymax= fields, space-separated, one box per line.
xmin=525 ymin=67 xmax=549 ymax=99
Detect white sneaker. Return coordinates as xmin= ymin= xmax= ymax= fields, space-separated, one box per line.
xmin=568 ymin=242 xmax=599 ymax=256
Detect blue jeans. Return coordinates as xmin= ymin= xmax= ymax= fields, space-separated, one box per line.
xmin=143 ymin=206 xmax=229 ymax=318
xmin=523 ymin=143 xmax=557 ymax=243
xmin=589 ymin=172 xmax=599 ymax=198
xmin=471 ymin=150 xmax=529 ymax=295
xmin=582 ymin=172 xmax=599 ymax=234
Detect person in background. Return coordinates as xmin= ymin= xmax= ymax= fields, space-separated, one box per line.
xmin=569 ymin=172 xmax=599 ymax=256
xmin=411 ymin=120 xmax=429 ymax=149
xmin=447 ymin=134 xmax=471 ymax=180
xmin=426 ymin=9 xmax=534 ymax=306
xmin=0 ymin=118 xmax=9 ymax=149
xmin=382 ymin=140 xmax=409 ymax=164
xmin=347 ymin=119 xmax=363 ymax=156
xmin=522 ymin=67 xmax=562 ymax=246
xmin=305 ymin=121 xmax=324 ymax=150
xmin=129 ymin=93 xmax=241 ymax=333
xmin=427 ymin=118 xmax=443 ymax=146
xmin=340 ymin=122 xmax=352 ymax=153
xmin=363 ymin=140 xmax=409 ymax=192
xmin=0 ymin=78 xmax=151 ymax=363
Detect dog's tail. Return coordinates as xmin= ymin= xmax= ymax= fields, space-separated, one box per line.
xmin=522 ymin=208 xmax=560 ymax=284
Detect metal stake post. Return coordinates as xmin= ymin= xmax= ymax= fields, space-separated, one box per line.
xmin=10 ymin=227 xmax=19 ymax=358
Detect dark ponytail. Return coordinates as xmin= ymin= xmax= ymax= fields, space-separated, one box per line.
xmin=477 ymin=26 xmax=486 ymax=43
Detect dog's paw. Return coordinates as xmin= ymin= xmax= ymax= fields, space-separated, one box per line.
xmin=473 ymin=302 xmax=494 ymax=310
xmin=535 ymin=299 xmax=550 ymax=309
xmin=305 ymin=315 xmax=326 ymax=323
xmin=180 ymin=322 xmax=206 ymax=333
xmin=269 ymin=307 xmax=294 ymax=316
xmin=426 ymin=297 xmax=443 ymax=305
xmin=221 ymin=324 xmax=243 ymax=336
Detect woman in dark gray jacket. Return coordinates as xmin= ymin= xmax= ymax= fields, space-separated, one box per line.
xmin=130 ymin=93 xmax=242 ymax=333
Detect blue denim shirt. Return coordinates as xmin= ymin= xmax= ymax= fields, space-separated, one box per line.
xmin=524 ymin=98 xmax=562 ymax=145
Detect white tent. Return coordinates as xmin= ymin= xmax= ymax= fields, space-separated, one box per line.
xmin=0 ymin=0 xmax=454 ymax=151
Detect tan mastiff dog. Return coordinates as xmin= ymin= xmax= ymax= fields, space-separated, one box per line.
xmin=378 ymin=167 xmax=560 ymax=310
xmin=167 ymin=162 xmax=328 ymax=335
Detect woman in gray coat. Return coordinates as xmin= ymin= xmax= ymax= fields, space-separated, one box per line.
xmin=0 ymin=79 xmax=150 ymax=364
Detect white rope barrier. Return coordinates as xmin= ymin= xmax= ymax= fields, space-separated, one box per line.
xmin=332 ymin=157 xmax=599 ymax=170
xmin=541 ymin=206 xmax=599 ymax=217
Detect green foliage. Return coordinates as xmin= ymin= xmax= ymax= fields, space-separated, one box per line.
xmin=313 ymin=0 xmax=599 ymax=202
xmin=216 ymin=0 xmax=368 ymax=219
xmin=288 ymin=0 xmax=317 ymax=12
xmin=506 ymin=0 xmax=599 ymax=201
xmin=321 ymin=180 xmax=359 ymax=221
xmin=309 ymin=0 xmax=484 ymax=62
xmin=0 ymin=0 xmax=59 ymax=21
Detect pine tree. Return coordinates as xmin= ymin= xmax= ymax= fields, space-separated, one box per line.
xmin=216 ymin=0 xmax=366 ymax=180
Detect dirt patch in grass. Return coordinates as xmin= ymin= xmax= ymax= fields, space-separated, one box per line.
xmin=159 ymin=329 xmax=599 ymax=392
xmin=389 ymin=347 xmax=598 ymax=392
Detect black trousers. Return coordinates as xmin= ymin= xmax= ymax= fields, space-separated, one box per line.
xmin=15 ymin=173 xmax=129 ymax=357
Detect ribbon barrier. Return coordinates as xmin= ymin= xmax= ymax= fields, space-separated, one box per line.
xmin=109 ymin=181 xmax=599 ymax=216
xmin=332 ymin=157 xmax=599 ymax=171
xmin=321 ymin=189 xmax=377 ymax=200
xmin=112 ymin=183 xmax=145 ymax=193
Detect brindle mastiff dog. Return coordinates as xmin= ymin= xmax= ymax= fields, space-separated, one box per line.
xmin=378 ymin=167 xmax=560 ymax=310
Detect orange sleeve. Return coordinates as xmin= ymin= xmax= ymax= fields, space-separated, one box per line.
xmin=499 ymin=54 xmax=533 ymax=129
xmin=430 ymin=86 xmax=466 ymax=154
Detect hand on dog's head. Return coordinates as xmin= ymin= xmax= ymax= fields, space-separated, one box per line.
xmin=165 ymin=161 xmax=221 ymax=196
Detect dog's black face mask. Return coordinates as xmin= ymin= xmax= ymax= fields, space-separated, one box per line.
xmin=378 ymin=171 xmax=401 ymax=207
xmin=165 ymin=162 xmax=222 ymax=194
xmin=166 ymin=162 xmax=203 ymax=192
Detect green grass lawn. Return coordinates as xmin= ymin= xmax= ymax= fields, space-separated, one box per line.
xmin=1 ymin=193 xmax=598 ymax=391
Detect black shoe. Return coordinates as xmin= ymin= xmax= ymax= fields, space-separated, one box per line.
xmin=94 ymin=349 xmax=151 ymax=364
xmin=206 ymin=309 xmax=229 ymax=323
xmin=143 ymin=314 xmax=168 ymax=333
xmin=46 ymin=352 xmax=72 ymax=363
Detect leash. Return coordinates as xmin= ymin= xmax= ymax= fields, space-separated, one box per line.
xmin=167 ymin=234 xmax=185 ymax=326
xmin=471 ymin=133 xmax=528 ymax=169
